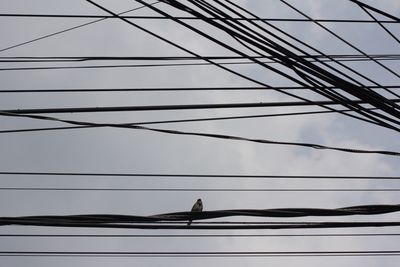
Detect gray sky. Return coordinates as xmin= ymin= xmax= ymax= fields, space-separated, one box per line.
xmin=0 ymin=0 xmax=399 ymax=266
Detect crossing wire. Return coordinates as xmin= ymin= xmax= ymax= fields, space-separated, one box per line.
xmin=0 ymin=2 xmax=161 ymax=53
xmin=1 ymin=110 xmax=399 ymax=155
xmin=138 ymin=0 xmax=400 ymax=130
xmin=0 ymin=106 xmax=381 ymax=134
xmin=87 ymin=0 xmax=388 ymax=131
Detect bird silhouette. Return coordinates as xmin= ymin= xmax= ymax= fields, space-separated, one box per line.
xmin=188 ymin=199 xmax=203 ymax=226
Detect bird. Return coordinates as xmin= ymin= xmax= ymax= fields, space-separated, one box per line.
xmin=188 ymin=198 xmax=203 ymax=226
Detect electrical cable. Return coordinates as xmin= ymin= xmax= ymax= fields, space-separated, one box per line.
xmin=1 ymin=187 xmax=400 ymax=192
xmin=223 ymin=0 xmax=400 ymax=102
xmin=2 ymin=203 xmax=400 ymax=222
xmin=1 ymin=85 xmax=398 ymax=93
xmin=2 ymin=55 xmax=400 ymax=71
xmin=1 ymin=110 xmax=399 ymax=155
xmin=348 ymin=0 xmax=400 ymax=22
xmin=0 ymin=13 xmax=399 ymax=23
xmin=0 ymin=171 xmax=398 ymax=180
xmin=1 ymin=250 xmax=400 ymax=257
xmin=3 ymin=99 xmax=399 ymax=114
xmin=195 ymin=0 xmax=400 ymax=124
xmin=148 ymin=0 xmax=400 ymax=130
xmin=0 ymin=2 xmax=160 ymax=53
xmin=0 ymin=107 xmax=380 ymax=134
xmin=3 ymin=214 xmax=400 ymax=229
xmin=185 ymin=0 xmax=400 ymax=129
xmin=356 ymin=5 xmax=400 ymax=44
xmin=2 ymin=233 xmax=400 ymax=238
xmin=2 ymin=250 xmax=400 ymax=257
xmin=1 ymin=54 xmax=398 ymax=63
xmin=88 ymin=0 xmax=375 ymax=131
xmin=1 ymin=220 xmax=400 ymax=230
xmin=279 ymin=0 xmax=400 ymax=97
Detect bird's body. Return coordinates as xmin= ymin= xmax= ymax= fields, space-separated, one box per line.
xmin=188 ymin=199 xmax=203 ymax=225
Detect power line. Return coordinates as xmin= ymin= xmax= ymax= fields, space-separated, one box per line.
xmin=2 ymin=204 xmax=400 ymax=229
xmin=348 ymin=0 xmax=400 ymax=22
xmin=1 ymin=187 xmax=400 ymax=192
xmin=1 ymin=110 xmax=399 ymax=155
xmin=1 ymin=85 xmax=399 ymax=93
xmin=2 ymin=220 xmax=400 ymax=230
xmin=0 ymin=2 xmax=160 ymax=53
xmin=1 ymin=250 xmax=400 ymax=257
xmin=3 ymin=111 xmax=400 ymax=155
xmin=0 ymin=171 xmax=398 ymax=180
xmin=2 ymin=233 xmax=400 ymax=238
xmin=0 ymin=13 xmax=399 ymax=24
xmin=1 ymin=54 xmax=398 ymax=63
xmin=88 ymin=0 xmax=392 ymax=131
xmin=0 ymin=107 xmax=383 ymax=134
xmin=355 ymin=3 xmax=400 ymax=44
xmin=139 ymin=0 xmax=400 ymax=130
xmin=280 ymin=0 xmax=400 ymax=94
xmin=3 ymin=99 xmax=400 ymax=114
xmin=3 ymin=54 xmax=398 ymax=62
xmin=192 ymin=0 xmax=400 ymax=126
xmin=223 ymin=0 xmax=400 ymax=113
xmin=2 ymin=56 xmax=399 ymax=71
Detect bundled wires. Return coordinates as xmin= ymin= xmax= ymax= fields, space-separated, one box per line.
xmin=1 ymin=0 xmax=400 ymax=262
xmin=124 ymin=0 xmax=400 ymax=132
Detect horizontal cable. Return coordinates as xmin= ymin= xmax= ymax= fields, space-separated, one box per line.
xmin=1 ymin=233 xmax=400 ymax=238
xmin=0 ymin=171 xmax=398 ymax=180
xmin=0 ymin=54 xmax=398 ymax=67
xmin=1 ymin=85 xmax=399 ymax=93
xmin=0 ymin=187 xmax=399 ymax=192
xmin=3 ymin=57 xmax=398 ymax=71
xmin=0 ymin=2 xmax=160 ymax=54
xmin=1 ymin=250 xmax=400 ymax=257
xmin=348 ymin=0 xmax=400 ymax=22
xmin=2 ymin=204 xmax=400 ymax=230
xmin=0 ymin=13 xmax=398 ymax=23
xmin=3 ymin=99 xmax=400 ymax=114
xmin=1 ymin=221 xmax=400 ymax=230
xmin=1 ymin=111 xmax=399 ymax=156
xmin=3 ymin=54 xmax=397 ymax=62
xmin=151 ymin=0 xmax=400 ymax=130
xmin=0 ymin=107 xmax=381 ymax=134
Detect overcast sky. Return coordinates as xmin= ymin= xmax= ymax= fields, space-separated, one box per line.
xmin=0 ymin=0 xmax=399 ymax=266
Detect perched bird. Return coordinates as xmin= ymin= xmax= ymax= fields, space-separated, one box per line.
xmin=188 ymin=199 xmax=203 ymax=226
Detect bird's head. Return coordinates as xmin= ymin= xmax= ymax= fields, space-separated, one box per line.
xmin=197 ymin=199 xmax=202 ymax=203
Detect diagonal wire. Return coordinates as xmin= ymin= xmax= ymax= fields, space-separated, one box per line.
xmin=0 ymin=110 xmax=399 ymax=155
xmin=356 ymin=4 xmax=400 ymax=44
xmin=279 ymin=0 xmax=400 ymax=98
xmin=152 ymin=0 xmax=400 ymax=130
xmin=88 ymin=0 xmax=379 ymax=130
xmin=0 ymin=107 xmax=379 ymax=134
xmin=0 ymin=1 xmax=160 ymax=53
xmin=348 ymin=0 xmax=400 ymax=22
